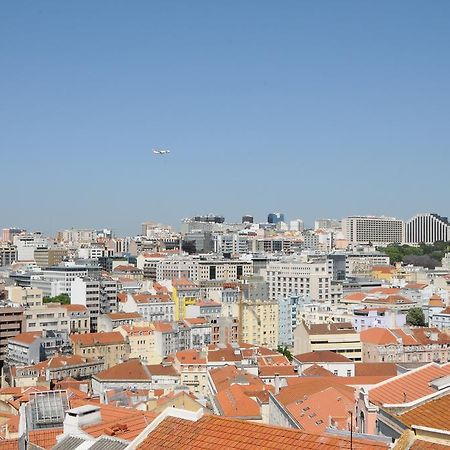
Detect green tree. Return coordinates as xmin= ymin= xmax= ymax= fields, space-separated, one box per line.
xmin=406 ymin=307 xmax=426 ymax=327
xmin=43 ymin=293 xmax=70 ymax=305
xmin=277 ymin=345 xmax=293 ymax=362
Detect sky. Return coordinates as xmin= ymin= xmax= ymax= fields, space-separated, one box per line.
xmin=1 ymin=1 xmax=450 ymax=236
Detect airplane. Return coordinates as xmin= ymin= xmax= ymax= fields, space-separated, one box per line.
xmin=153 ymin=149 xmax=171 ymax=155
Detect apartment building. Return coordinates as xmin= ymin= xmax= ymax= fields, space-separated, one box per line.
xmin=172 ymin=278 xmax=200 ymax=320
xmin=342 ymin=216 xmax=404 ymax=245
xmin=266 ymin=257 xmax=331 ymax=302
xmin=70 ymin=332 xmax=128 ymax=369
xmin=33 ymin=247 xmax=68 ymax=268
xmin=120 ymin=292 xmax=174 ymax=323
xmin=23 ymin=303 xmax=70 ymax=333
xmin=0 ymin=304 xmax=24 ymax=365
xmin=6 ymin=286 xmax=43 ymax=307
xmin=0 ymin=242 xmax=17 ymax=267
xmin=71 ymin=276 xmax=118 ymax=332
xmin=62 ymin=304 xmax=91 ymax=334
xmin=239 ymin=300 xmax=279 ymax=349
xmin=294 ymin=322 xmax=362 ymax=361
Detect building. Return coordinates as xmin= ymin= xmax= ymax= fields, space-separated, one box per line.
xmin=267 ymin=212 xmax=285 ymax=224
xmin=240 ymin=300 xmax=279 ymax=349
xmin=172 ymin=278 xmax=200 ymax=321
xmin=97 ymin=311 xmax=143 ymax=332
xmin=294 ymin=322 xmax=362 ymax=361
xmin=210 ymin=316 xmax=239 ymax=346
xmin=6 ymin=331 xmax=43 ymax=366
xmin=71 ymin=276 xmax=118 ymax=331
xmin=6 ymin=286 xmax=43 ymax=307
xmin=33 ymin=247 xmax=68 ymax=268
xmin=360 ymin=327 xmax=450 ymax=363
xmin=405 ymin=213 xmax=450 ymax=244
xmin=278 ymin=294 xmax=308 ymax=348
xmin=62 ymin=304 xmax=91 ymax=334
xmin=292 ymin=350 xmax=355 ymax=377
xmin=2 ymin=228 xmax=25 ymax=243
xmin=342 ymin=216 xmax=404 ymax=245
xmin=0 ymin=304 xmax=24 ymax=365
xmin=13 ymin=233 xmax=48 ymax=261
xmin=120 ymin=292 xmax=174 ymax=323
xmin=70 ymin=331 xmax=128 ymax=369
xmin=173 ymin=349 xmax=208 ymax=396
xmin=0 ymin=242 xmax=17 ymax=267
xmin=266 ymin=256 xmax=331 ymax=302
xmin=116 ymin=325 xmax=159 ymax=364
xmin=242 ymin=215 xmax=253 ymax=224
xmin=23 ymin=303 xmax=70 ymax=333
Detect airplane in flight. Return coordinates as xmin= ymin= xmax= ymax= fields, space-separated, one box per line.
xmin=153 ymin=149 xmax=171 ymax=155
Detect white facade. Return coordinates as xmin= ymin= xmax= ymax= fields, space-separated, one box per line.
xmin=342 ymin=216 xmax=404 ymax=245
xmin=266 ymin=257 xmax=331 ymax=302
xmin=405 ymin=213 xmax=449 ymax=244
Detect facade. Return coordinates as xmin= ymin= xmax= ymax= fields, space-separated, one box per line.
xmin=116 ymin=325 xmax=159 ymax=364
xmin=0 ymin=304 xmax=24 ymax=365
xmin=6 ymin=286 xmax=43 ymax=307
xmin=240 ymin=300 xmax=279 ymax=349
xmin=172 ymin=278 xmax=200 ymax=321
xmin=360 ymin=327 xmax=450 ymax=363
xmin=0 ymin=242 xmax=17 ymax=267
xmin=278 ymin=294 xmax=307 ymax=348
xmin=120 ymin=292 xmax=174 ymax=322
xmin=266 ymin=257 xmax=331 ymax=302
xmin=70 ymin=331 xmax=128 ymax=369
xmin=33 ymin=247 xmax=68 ymax=268
xmin=173 ymin=349 xmax=208 ymax=396
xmin=23 ymin=303 xmax=70 ymax=333
xmin=405 ymin=213 xmax=450 ymax=244
xmin=97 ymin=311 xmax=143 ymax=332
xmin=294 ymin=321 xmax=362 ymax=361
xmin=6 ymin=331 xmax=43 ymax=366
xmin=342 ymin=216 xmax=404 ymax=245
xmin=71 ymin=276 xmax=118 ymax=331
xmin=62 ymin=304 xmax=91 ymax=334
xmin=210 ymin=316 xmax=239 ymax=346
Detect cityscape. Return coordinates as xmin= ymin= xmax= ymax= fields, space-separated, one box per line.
xmin=2 ymin=1 xmax=450 ymax=449
xmin=0 ymin=212 xmax=449 ymax=449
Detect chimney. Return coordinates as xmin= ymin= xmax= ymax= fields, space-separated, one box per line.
xmin=62 ymin=405 xmax=101 ymax=437
xmin=274 ymin=373 xmax=280 ymax=395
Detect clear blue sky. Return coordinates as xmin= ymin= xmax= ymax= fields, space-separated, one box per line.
xmin=2 ymin=1 xmax=450 ymax=235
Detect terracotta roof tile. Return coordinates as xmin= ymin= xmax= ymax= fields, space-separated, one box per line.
xmin=354 ymin=363 xmax=397 ymax=377
xmin=360 ymin=328 xmax=397 ymax=345
xmin=302 ymin=364 xmax=336 ymax=377
xmin=28 ymin=428 xmax=62 ymax=449
xmin=410 ymin=440 xmax=450 ymax=449
xmin=136 ymin=414 xmax=388 ymax=449
xmin=369 ymin=363 xmax=450 ymax=406
xmin=70 ymin=331 xmax=125 ymax=346
xmin=397 ymin=393 xmax=450 ymax=431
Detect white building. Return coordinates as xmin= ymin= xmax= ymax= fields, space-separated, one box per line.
xmin=13 ymin=234 xmax=48 ymax=261
xmin=71 ymin=276 xmax=118 ymax=331
xmin=405 ymin=213 xmax=449 ymax=244
xmin=342 ymin=216 xmax=404 ymax=245
xmin=120 ymin=292 xmax=174 ymax=323
xmin=266 ymin=256 xmax=331 ymax=302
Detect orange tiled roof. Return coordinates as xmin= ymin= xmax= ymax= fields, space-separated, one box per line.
xmin=106 ymin=311 xmax=143 ymax=320
xmin=410 ymin=440 xmax=450 ymax=450
xmin=302 ymin=364 xmax=336 ymax=377
xmin=152 ymin=322 xmax=174 ymax=333
xmin=70 ymin=331 xmax=125 ymax=346
xmin=368 ymin=363 xmax=450 ymax=406
xmin=0 ymin=440 xmax=19 ymax=450
xmin=94 ymin=358 xmax=150 ymax=381
xmin=360 ymin=327 xmax=397 ymax=345
xmin=136 ymin=414 xmax=388 ymax=449
xmin=259 ymin=365 xmax=296 ymax=377
xmin=404 ymin=283 xmax=428 ymax=290
xmin=63 ymin=304 xmax=88 ymax=312
xmin=397 ymin=393 xmax=450 ymax=431
xmin=355 ymin=363 xmax=397 ymax=377
xmin=285 ymin=386 xmax=355 ymax=433
xmin=28 ymin=428 xmax=62 ymax=449
xmin=9 ymin=331 xmax=41 ymax=345
xmin=215 ymin=384 xmax=261 ymax=418
xmin=294 ymin=350 xmax=352 ymax=363
xmin=343 ymin=292 xmax=367 ymax=302
xmin=176 ymin=349 xmax=206 ymax=365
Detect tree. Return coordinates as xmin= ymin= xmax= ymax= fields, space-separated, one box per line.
xmin=406 ymin=307 xmax=426 ymax=327
xmin=277 ymin=345 xmax=293 ymax=362
xmin=43 ymin=293 xmax=70 ymax=305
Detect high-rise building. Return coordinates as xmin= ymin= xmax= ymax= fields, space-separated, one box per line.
xmin=405 ymin=213 xmax=450 ymax=244
xmin=342 ymin=216 xmax=404 ymax=245
xmin=0 ymin=243 xmax=16 ymax=267
xmin=70 ymin=276 xmax=118 ymax=332
xmin=0 ymin=304 xmax=24 ymax=366
xmin=1 ymin=228 xmax=25 ymax=243
xmin=267 ymin=212 xmax=285 ymax=224
xmin=242 ymin=215 xmax=253 ymax=224
xmin=266 ymin=256 xmax=331 ymax=302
